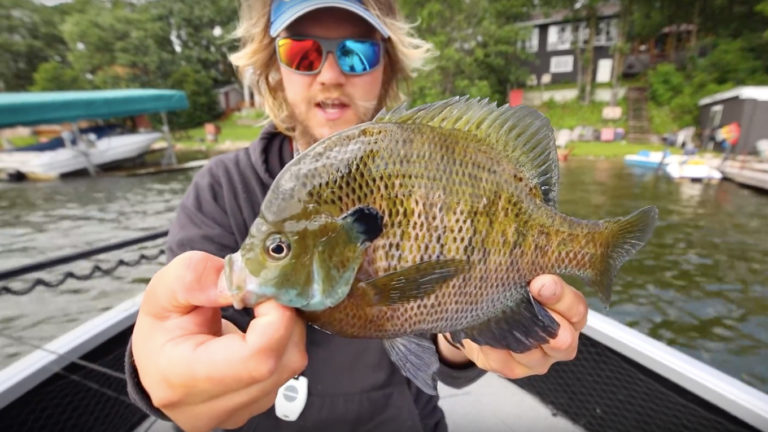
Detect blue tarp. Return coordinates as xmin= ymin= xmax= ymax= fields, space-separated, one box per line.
xmin=0 ymin=89 xmax=189 ymax=128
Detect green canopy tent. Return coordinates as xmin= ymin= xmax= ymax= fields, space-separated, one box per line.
xmin=0 ymin=89 xmax=189 ymax=167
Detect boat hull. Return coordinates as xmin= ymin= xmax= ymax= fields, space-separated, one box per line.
xmin=0 ymin=132 xmax=163 ymax=178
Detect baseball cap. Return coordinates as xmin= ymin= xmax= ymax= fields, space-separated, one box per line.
xmin=270 ymin=0 xmax=390 ymax=38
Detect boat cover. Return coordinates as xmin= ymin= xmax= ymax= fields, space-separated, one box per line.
xmin=0 ymin=89 xmax=189 ymax=127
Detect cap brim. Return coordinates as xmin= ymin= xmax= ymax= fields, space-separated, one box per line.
xmin=270 ymin=1 xmax=390 ymax=38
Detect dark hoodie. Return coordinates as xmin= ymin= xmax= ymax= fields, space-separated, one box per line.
xmin=126 ymin=123 xmax=485 ymax=431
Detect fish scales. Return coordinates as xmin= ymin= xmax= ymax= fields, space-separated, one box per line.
xmin=224 ymin=97 xmax=657 ymax=394
xmin=263 ymin=122 xmax=587 ymax=337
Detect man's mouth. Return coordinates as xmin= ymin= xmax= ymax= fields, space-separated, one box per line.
xmin=316 ymin=99 xmax=349 ymax=119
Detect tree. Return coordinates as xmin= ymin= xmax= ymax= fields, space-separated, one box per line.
xmin=60 ymin=0 xmax=176 ymax=89
xmin=167 ymin=66 xmax=221 ymax=130
xmin=580 ymin=0 xmax=599 ymax=104
xmin=146 ymin=0 xmax=240 ymax=87
xmin=610 ymin=0 xmax=632 ymax=106
xmin=399 ymin=0 xmax=536 ymax=105
xmin=0 ymin=0 xmax=68 ymax=91
xmin=757 ymin=0 xmax=768 ymax=38
xmin=29 ymin=61 xmax=90 ymax=91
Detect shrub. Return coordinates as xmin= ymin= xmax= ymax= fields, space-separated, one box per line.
xmin=167 ymin=66 xmax=221 ymax=130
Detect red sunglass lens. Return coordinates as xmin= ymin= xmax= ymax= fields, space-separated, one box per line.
xmin=278 ymin=39 xmax=323 ymax=72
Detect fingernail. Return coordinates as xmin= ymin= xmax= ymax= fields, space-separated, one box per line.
xmin=536 ymin=278 xmax=558 ymax=299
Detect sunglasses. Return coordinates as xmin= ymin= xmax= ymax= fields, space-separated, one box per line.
xmin=276 ymin=36 xmax=383 ymax=75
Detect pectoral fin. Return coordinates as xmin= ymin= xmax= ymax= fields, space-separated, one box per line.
xmin=360 ymin=258 xmax=466 ymax=306
xmin=383 ymin=335 xmax=439 ymax=395
xmin=449 ymin=292 xmax=559 ymax=353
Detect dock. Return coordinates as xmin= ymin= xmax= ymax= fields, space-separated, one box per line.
xmin=720 ymin=158 xmax=768 ymax=191
xmin=106 ymin=159 xmax=208 ymax=177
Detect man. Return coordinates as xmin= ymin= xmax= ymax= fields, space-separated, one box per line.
xmin=128 ymin=1 xmax=588 ymax=431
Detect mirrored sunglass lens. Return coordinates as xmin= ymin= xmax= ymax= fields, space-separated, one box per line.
xmin=336 ymin=40 xmax=381 ymax=74
xmin=278 ymin=38 xmax=323 ymax=72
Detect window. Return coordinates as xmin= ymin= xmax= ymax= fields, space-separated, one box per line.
xmin=546 ymin=18 xmax=617 ymax=51
xmin=517 ymin=27 xmax=539 ymax=53
xmin=526 ymin=27 xmax=540 ymax=53
xmin=546 ymin=24 xmax=573 ymax=51
xmin=550 ymin=55 xmax=574 ymax=73
xmin=595 ymin=18 xmax=618 ymax=46
xmin=708 ymin=105 xmax=723 ymax=129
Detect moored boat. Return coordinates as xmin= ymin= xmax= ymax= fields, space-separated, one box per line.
xmin=623 ymin=150 xmax=676 ymax=169
xmin=624 ymin=150 xmax=723 ymax=181
xmin=664 ymin=157 xmax=724 ymax=181
xmin=0 ymin=89 xmax=189 ymax=181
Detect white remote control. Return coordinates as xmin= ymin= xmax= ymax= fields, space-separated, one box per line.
xmin=274 ymin=375 xmax=308 ymax=421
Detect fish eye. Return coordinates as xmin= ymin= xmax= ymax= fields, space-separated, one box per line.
xmin=265 ymin=234 xmax=291 ymax=261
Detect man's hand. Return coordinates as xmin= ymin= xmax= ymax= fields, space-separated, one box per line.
xmin=131 ymin=251 xmax=308 ymax=432
xmin=436 ymin=274 xmax=587 ymax=378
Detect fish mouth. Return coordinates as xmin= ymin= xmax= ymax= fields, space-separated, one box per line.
xmin=222 ymin=251 xmax=264 ymax=309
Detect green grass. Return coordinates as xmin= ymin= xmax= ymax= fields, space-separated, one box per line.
xmin=537 ymin=98 xmax=628 ymax=131
xmin=648 ymin=103 xmax=684 ymax=135
xmin=174 ymin=109 xmax=266 ymax=148
xmin=565 ymin=141 xmax=681 ymax=158
xmin=528 ymin=81 xmax=615 ymax=92
xmin=6 ymin=110 xmax=267 ymax=150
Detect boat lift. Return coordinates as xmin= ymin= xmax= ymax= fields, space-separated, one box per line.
xmin=0 ymin=89 xmax=189 ymax=179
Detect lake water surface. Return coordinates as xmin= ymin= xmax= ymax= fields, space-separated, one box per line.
xmin=0 ymin=158 xmax=766 ymax=393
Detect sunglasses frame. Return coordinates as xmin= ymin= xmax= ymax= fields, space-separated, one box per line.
xmin=275 ymin=36 xmax=384 ymax=76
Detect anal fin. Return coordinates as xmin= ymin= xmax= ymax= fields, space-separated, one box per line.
xmin=383 ymin=335 xmax=439 ymax=395
xmin=450 ymin=293 xmax=559 ymax=353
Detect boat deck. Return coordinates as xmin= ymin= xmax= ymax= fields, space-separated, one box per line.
xmin=135 ymin=374 xmax=582 ymax=431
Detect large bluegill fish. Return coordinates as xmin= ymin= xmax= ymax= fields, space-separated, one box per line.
xmin=223 ymin=97 xmax=657 ymax=394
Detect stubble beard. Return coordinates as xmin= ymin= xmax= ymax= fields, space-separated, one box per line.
xmin=293 ymin=97 xmax=381 ymax=153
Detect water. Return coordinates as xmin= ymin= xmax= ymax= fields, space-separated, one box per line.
xmin=0 ymin=159 xmax=766 ymax=393
xmin=558 ymin=159 xmax=768 ymax=392
xmin=0 ymin=170 xmax=196 ymax=366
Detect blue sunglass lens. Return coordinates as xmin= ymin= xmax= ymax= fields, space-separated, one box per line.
xmin=336 ymin=40 xmax=381 ymax=74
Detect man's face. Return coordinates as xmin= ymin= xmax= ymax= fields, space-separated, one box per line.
xmin=280 ymin=8 xmax=385 ymax=150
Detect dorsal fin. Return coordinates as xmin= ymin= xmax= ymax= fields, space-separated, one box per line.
xmin=374 ymin=96 xmax=559 ymax=207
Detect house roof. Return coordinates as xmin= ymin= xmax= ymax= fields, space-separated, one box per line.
xmin=518 ymin=2 xmax=620 ymax=27
xmin=698 ymin=86 xmax=768 ymax=106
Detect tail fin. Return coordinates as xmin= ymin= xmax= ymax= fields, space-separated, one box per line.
xmin=589 ymin=206 xmax=658 ymax=304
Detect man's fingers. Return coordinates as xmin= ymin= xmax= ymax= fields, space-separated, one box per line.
xmin=142 ymin=251 xmax=232 ymax=319
xmin=540 ymin=312 xmax=579 ymax=362
xmin=530 ymin=274 xmax=588 ymax=331
xmin=157 ymin=303 xmax=304 ymax=404
xmin=468 ymin=341 xmax=547 ymax=379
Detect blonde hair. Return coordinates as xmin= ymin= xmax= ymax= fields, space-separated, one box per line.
xmin=230 ymin=0 xmax=436 ymax=137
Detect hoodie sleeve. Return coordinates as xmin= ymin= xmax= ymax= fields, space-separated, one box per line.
xmin=165 ymin=156 xmax=243 ymax=261
xmin=432 ymin=334 xmax=486 ymax=388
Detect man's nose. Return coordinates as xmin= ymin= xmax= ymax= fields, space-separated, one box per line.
xmin=317 ymin=53 xmax=346 ymax=85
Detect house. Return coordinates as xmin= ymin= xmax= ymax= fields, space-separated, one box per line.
xmin=216 ymin=84 xmax=245 ymax=114
xmin=623 ymin=23 xmax=699 ymax=76
xmin=698 ymin=86 xmax=768 ymax=155
xmin=518 ymin=2 xmax=620 ymax=86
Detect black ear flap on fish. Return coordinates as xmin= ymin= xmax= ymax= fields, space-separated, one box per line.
xmin=339 ymin=205 xmax=384 ymax=245
xmin=449 ymin=291 xmax=559 ymax=353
